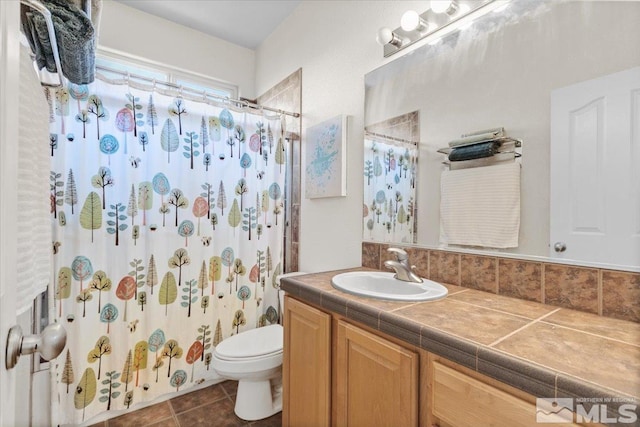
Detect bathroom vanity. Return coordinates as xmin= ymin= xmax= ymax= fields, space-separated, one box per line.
xmin=281 ymin=269 xmax=639 ymax=427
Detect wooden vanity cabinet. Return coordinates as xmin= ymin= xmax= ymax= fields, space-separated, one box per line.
xmin=283 ymin=296 xmax=596 ymax=427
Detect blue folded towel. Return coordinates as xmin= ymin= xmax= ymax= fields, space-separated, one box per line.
xmin=21 ymin=0 xmax=95 ymax=85
xmin=448 ymin=141 xmax=500 ymax=162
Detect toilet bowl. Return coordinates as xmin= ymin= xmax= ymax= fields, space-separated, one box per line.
xmin=212 ymin=324 xmax=284 ymax=421
xmin=212 ymin=273 xmax=307 ymax=421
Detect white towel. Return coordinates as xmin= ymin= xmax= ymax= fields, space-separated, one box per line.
xmin=440 ymin=162 xmax=520 ymax=248
xmin=17 ymin=45 xmax=51 ymax=313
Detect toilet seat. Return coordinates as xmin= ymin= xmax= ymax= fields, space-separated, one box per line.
xmin=214 ymin=324 xmax=283 ymax=360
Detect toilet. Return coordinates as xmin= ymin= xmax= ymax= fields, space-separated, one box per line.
xmin=212 ymin=324 xmax=284 ymax=421
xmin=212 ymin=272 xmax=307 ymax=421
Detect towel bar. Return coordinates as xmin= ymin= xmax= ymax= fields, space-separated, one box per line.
xmin=438 ymin=135 xmax=523 ymax=170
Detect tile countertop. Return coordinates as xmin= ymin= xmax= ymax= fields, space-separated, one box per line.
xmin=280 ymin=268 xmax=640 ymax=420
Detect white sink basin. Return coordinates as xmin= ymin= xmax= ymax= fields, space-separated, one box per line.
xmin=331 ymin=271 xmax=448 ymax=302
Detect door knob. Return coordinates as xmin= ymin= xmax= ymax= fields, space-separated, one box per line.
xmin=554 ymin=242 xmax=567 ymax=253
xmin=5 ymin=323 xmax=66 ymax=369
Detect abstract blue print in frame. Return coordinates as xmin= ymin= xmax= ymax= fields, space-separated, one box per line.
xmin=305 ymin=115 xmax=347 ymax=198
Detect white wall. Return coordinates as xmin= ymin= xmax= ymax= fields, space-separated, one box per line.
xmin=255 ymin=1 xmax=426 ymax=272
xmin=100 ymin=1 xmax=257 ymax=98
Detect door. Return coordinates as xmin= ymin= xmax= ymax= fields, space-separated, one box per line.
xmin=1 ymin=1 xmax=23 ymax=426
xmin=282 ymin=296 xmax=331 ymax=427
xmin=335 ymin=320 xmax=418 ymax=427
xmin=550 ymin=66 xmax=640 ymax=268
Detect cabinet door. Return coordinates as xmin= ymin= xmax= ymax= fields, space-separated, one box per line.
xmin=335 ymin=320 xmax=418 ymax=427
xmin=283 ymin=296 xmax=331 ymax=427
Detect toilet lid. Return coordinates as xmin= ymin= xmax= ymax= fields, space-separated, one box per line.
xmin=215 ymin=324 xmax=283 ymax=359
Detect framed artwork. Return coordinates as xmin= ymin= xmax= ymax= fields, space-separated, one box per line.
xmin=305 ymin=115 xmax=347 ymax=198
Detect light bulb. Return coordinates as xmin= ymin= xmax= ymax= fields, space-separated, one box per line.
xmin=430 ymin=0 xmax=453 ymax=14
xmin=376 ymin=27 xmax=393 ymax=45
xmin=401 ymin=10 xmax=430 ymax=32
xmin=401 ymin=10 xmax=419 ymax=31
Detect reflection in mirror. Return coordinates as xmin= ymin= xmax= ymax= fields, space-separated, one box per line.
xmin=364 ymin=112 xmax=419 ymax=243
xmin=364 ymin=0 xmax=640 ymax=271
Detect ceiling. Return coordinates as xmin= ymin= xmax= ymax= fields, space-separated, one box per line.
xmin=114 ymin=0 xmax=301 ymax=50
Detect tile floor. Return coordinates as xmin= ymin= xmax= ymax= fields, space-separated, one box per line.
xmin=89 ymin=381 xmax=282 ymax=427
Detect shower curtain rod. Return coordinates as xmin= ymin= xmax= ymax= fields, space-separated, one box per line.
xmin=365 ymin=131 xmax=419 ymax=146
xmin=96 ymin=64 xmax=300 ymax=118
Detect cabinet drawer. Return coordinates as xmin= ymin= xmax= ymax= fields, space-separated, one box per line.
xmin=431 ymin=361 xmax=580 ymax=427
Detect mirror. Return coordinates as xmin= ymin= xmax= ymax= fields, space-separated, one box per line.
xmin=364 ymin=0 xmax=640 ymax=271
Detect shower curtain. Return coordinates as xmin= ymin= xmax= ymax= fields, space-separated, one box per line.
xmin=48 ymin=75 xmax=286 ymax=425
xmin=363 ymin=137 xmax=417 ymax=243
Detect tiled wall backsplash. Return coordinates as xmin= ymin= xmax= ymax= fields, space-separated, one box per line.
xmin=362 ymin=242 xmax=640 ymax=324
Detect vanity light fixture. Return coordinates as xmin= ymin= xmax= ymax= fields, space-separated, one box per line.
xmin=378 ymin=0 xmax=509 ymax=57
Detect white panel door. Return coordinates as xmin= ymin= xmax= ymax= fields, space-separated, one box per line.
xmin=551 ymin=66 xmax=640 ymax=268
xmin=0 ymin=1 xmax=22 ymax=426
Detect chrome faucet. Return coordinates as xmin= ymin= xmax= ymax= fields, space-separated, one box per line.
xmin=384 ymin=248 xmax=423 ymax=283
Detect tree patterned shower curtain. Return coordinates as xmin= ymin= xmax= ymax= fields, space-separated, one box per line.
xmin=363 ymin=137 xmax=417 ymax=243
xmin=48 ymin=76 xmax=286 ymax=425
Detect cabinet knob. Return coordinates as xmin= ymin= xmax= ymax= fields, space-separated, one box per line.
xmin=553 ymin=242 xmax=567 ymax=253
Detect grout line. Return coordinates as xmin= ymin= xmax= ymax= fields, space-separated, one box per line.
xmin=538 ymin=317 xmax=640 ymax=348
xmin=220 ymin=382 xmax=235 ymax=400
xmin=598 ymin=268 xmax=603 ymax=316
xmin=388 ymin=301 xmax=420 ymax=312
xmin=166 ymin=396 xmax=180 ymax=427
xmin=445 ymin=294 xmax=551 ymax=321
xmin=447 ymin=288 xmax=470 ymax=296
xmin=541 ymin=263 xmax=546 ymax=304
xmin=487 ymin=308 xmax=561 ymax=347
xmin=494 ymin=257 xmax=500 ymax=294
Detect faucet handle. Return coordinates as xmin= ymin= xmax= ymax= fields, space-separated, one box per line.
xmin=387 ymin=247 xmax=408 ymax=261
